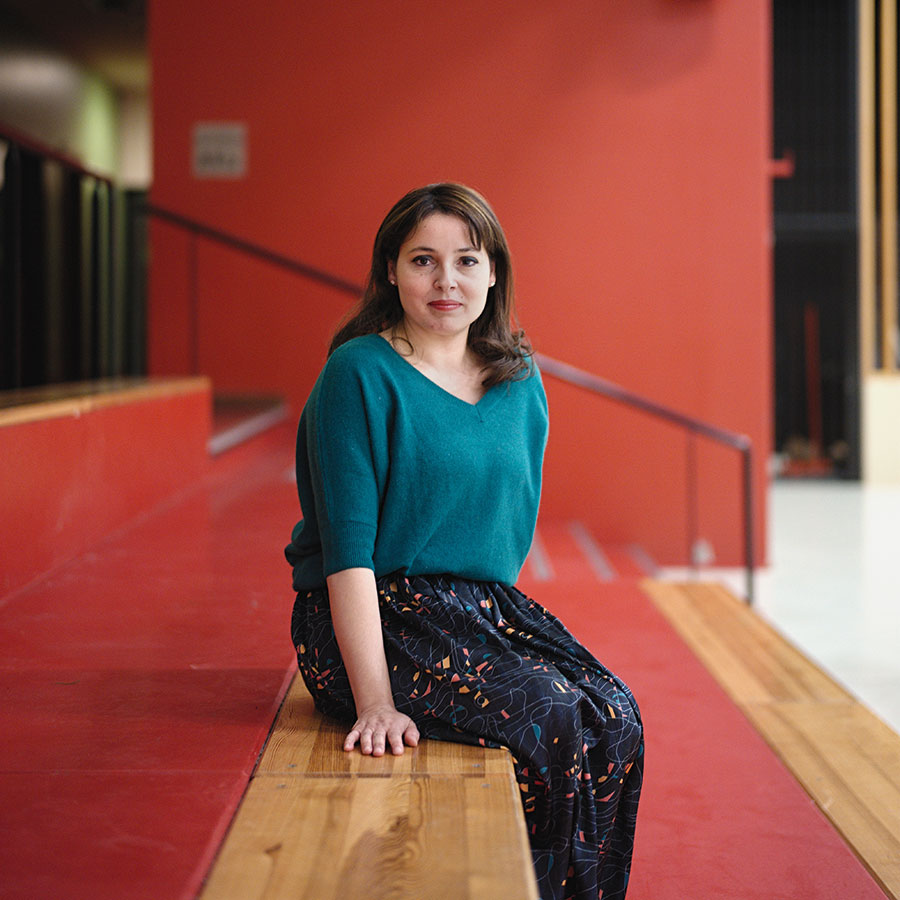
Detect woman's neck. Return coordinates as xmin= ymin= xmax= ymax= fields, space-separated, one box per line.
xmin=381 ymin=321 xmax=486 ymax=403
xmin=387 ymin=320 xmax=474 ymax=373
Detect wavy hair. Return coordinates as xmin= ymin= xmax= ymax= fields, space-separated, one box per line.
xmin=330 ymin=183 xmax=532 ymax=387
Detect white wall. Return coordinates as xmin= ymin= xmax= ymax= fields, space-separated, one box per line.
xmin=118 ymin=89 xmax=151 ymax=188
xmin=862 ymin=373 xmax=900 ymax=483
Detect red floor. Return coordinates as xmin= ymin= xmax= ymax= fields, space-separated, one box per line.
xmin=520 ymin=523 xmax=885 ymax=900
xmin=0 ymin=428 xmax=886 ymax=899
xmin=0 ymin=424 xmax=298 ymax=900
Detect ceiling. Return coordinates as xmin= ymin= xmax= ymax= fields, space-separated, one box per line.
xmin=0 ymin=0 xmax=147 ymax=92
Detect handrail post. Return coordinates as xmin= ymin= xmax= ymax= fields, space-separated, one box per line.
xmin=188 ymin=231 xmax=199 ymax=376
xmin=686 ymin=431 xmax=699 ymax=572
xmin=742 ymin=444 xmax=755 ymax=604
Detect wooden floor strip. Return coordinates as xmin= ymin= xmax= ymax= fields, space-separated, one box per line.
xmin=200 ymin=676 xmax=538 ymax=900
xmin=642 ymin=579 xmax=900 ymax=900
xmin=0 ymin=376 xmax=210 ymax=427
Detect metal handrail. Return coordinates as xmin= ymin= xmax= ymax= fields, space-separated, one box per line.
xmin=535 ymin=354 xmax=755 ymax=603
xmin=144 ymin=203 xmax=756 ymax=602
xmin=143 ymin=204 xmax=362 ymax=296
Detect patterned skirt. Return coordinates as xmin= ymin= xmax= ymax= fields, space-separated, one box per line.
xmin=291 ymin=574 xmax=643 ymax=900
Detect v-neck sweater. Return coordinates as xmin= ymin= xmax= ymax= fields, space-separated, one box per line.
xmin=286 ymin=334 xmax=549 ymax=590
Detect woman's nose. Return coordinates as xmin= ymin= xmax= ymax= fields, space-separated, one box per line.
xmin=434 ymin=263 xmax=457 ymax=290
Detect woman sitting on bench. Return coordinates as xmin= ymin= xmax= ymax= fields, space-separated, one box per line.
xmin=286 ymin=182 xmax=643 ymax=900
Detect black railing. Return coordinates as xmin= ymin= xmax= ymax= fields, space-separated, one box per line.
xmin=0 ymin=125 xmax=145 ymax=388
xmin=143 ymin=204 xmax=360 ymax=374
xmin=535 ymin=354 xmax=755 ymax=603
xmin=144 ymin=203 xmax=756 ymax=602
xmin=144 ymin=205 xmax=362 ymax=296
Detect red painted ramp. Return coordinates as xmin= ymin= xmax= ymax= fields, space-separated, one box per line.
xmin=519 ymin=524 xmax=885 ymax=900
xmin=0 ymin=443 xmax=886 ymax=900
xmin=0 ymin=425 xmax=298 ymax=900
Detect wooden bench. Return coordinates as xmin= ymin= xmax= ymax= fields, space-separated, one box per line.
xmin=199 ymin=675 xmax=539 ymax=900
xmin=643 ymin=579 xmax=900 ymax=900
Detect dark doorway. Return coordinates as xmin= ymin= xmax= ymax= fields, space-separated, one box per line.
xmin=772 ymin=0 xmax=860 ymax=478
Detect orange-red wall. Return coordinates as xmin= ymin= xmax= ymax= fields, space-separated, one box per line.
xmin=149 ymin=0 xmax=772 ymax=566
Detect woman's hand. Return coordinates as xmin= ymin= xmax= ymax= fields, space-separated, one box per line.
xmin=344 ymin=704 xmax=420 ymax=756
xmin=325 ymin=568 xmax=419 ymax=756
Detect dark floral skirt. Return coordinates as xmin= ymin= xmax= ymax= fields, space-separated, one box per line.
xmin=291 ymin=573 xmax=643 ymax=900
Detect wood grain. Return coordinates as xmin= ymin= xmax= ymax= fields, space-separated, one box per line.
xmin=0 ymin=376 xmax=211 ymax=427
xmin=643 ymin=579 xmax=900 ymax=900
xmin=201 ymin=675 xmax=538 ymax=899
xmin=881 ymin=0 xmax=899 ymax=371
xmin=860 ymin=0 xmax=878 ymax=372
xmin=258 ymin=675 xmax=518 ymax=778
xmin=200 ymin=774 xmax=536 ymax=900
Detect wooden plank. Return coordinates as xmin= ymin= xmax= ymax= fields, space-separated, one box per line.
xmin=640 ymin=581 xmax=849 ymax=704
xmin=745 ymin=703 xmax=900 ymax=875
xmin=881 ymin=0 xmax=899 ymax=371
xmin=258 ymin=677 xmax=517 ymax=778
xmin=202 ymin=675 xmax=538 ymax=899
xmin=860 ymin=0 xmax=877 ymax=373
xmin=0 ymin=376 xmax=211 ymax=428
xmin=642 ymin=579 xmax=900 ymax=900
xmin=200 ymin=774 xmax=538 ymax=900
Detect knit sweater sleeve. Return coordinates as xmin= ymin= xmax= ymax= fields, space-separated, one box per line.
xmin=307 ymin=346 xmax=384 ymax=577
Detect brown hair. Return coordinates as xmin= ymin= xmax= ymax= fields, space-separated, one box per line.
xmin=330 ymin=182 xmax=532 ymax=387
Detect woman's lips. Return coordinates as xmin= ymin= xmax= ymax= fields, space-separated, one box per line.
xmin=428 ymin=300 xmax=462 ymax=310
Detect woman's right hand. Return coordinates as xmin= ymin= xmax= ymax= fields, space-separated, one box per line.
xmin=325 ymin=568 xmax=420 ymax=756
xmin=344 ymin=704 xmax=420 ymax=757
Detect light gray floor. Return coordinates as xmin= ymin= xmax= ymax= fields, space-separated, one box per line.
xmin=753 ymin=479 xmax=900 ymax=735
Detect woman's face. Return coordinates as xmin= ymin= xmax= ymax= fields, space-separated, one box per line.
xmin=388 ymin=213 xmax=495 ymax=341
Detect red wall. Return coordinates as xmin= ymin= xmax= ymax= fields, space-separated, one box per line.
xmin=149 ymin=0 xmax=772 ymax=566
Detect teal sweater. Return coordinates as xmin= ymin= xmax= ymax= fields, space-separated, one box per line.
xmin=285 ymin=334 xmax=548 ymax=590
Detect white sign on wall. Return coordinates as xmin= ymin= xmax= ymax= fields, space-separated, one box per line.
xmin=192 ymin=122 xmax=247 ymax=178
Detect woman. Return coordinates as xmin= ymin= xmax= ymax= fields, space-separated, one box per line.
xmin=286 ymin=183 xmax=643 ymax=900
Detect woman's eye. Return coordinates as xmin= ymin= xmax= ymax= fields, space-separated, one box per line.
xmin=411 ymin=255 xmax=432 ymax=266
xmin=459 ymin=256 xmax=478 ymax=267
